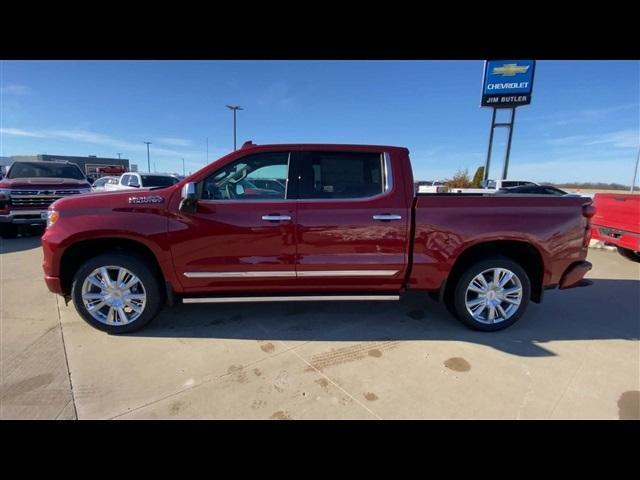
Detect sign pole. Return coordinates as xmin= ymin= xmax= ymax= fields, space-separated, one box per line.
xmin=631 ymin=147 xmax=640 ymax=193
xmin=484 ymin=108 xmax=497 ymax=181
xmin=502 ymin=107 xmax=517 ymax=180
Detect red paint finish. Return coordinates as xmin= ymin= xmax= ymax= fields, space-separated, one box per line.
xmin=41 ymin=143 xmax=593 ymax=301
xmin=411 ymin=195 xmax=592 ymax=290
xmin=591 ymin=193 xmax=640 ymax=253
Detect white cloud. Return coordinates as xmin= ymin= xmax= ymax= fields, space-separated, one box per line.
xmin=545 ymin=130 xmax=639 ymax=149
xmin=0 ymin=127 xmax=49 ymax=138
xmin=156 ymin=137 xmax=192 ymax=147
xmin=0 ymin=84 xmax=33 ymax=96
xmin=0 ymin=126 xmax=225 ymax=167
xmin=586 ymin=129 xmax=639 ymax=149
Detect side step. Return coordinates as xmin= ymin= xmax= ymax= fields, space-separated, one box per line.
xmin=182 ymin=295 xmax=400 ymax=304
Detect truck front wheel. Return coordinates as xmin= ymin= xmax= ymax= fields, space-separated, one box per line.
xmin=71 ymin=253 xmax=164 ymax=333
xmin=452 ymin=256 xmax=531 ymax=331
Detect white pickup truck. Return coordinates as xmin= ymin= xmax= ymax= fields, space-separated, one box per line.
xmin=449 ymin=179 xmax=539 ymax=194
xmin=105 ymin=172 xmax=180 ymax=191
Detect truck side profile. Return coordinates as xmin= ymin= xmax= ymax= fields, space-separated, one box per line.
xmin=41 ymin=143 xmax=595 ymax=333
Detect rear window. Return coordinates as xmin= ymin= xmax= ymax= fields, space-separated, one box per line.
xmin=8 ymin=162 xmax=85 ymax=180
xmin=298 ymin=152 xmax=383 ymax=199
xmin=140 ymin=175 xmax=179 ymax=187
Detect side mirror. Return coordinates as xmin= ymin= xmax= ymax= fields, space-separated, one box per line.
xmin=179 ymin=182 xmax=198 ymax=214
xmin=182 ymin=182 xmax=196 ymax=200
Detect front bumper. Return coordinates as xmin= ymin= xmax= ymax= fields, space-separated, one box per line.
xmin=0 ymin=210 xmax=47 ymax=225
xmin=44 ymin=275 xmax=64 ymax=295
xmin=559 ymin=261 xmax=593 ymax=289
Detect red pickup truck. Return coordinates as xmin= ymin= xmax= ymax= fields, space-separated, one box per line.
xmin=1 ymin=160 xmax=93 ymax=237
xmin=41 ymin=143 xmax=595 ymax=334
xmin=590 ymin=192 xmax=640 ymax=261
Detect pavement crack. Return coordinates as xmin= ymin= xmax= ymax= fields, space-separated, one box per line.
xmin=56 ymin=295 xmax=78 ymax=420
xmin=286 ymin=346 xmax=383 ymax=420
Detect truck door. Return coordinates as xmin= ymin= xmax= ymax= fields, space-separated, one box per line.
xmin=170 ymin=151 xmax=297 ymax=294
xmin=292 ymin=150 xmax=410 ymax=292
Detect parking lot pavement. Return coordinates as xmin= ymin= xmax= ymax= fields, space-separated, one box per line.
xmin=1 ymin=233 xmax=76 ymax=419
xmin=1 ymin=236 xmax=639 ymax=419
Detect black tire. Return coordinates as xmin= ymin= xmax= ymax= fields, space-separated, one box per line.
xmin=452 ymin=256 xmax=531 ymax=331
xmin=71 ymin=253 xmax=165 ymax=334
xmin=617 ymin=246 xmax=640 ymax=263
xmin=0 ymin=224 xmax=18 ymax=238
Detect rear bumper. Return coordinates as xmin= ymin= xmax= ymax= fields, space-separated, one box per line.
xmin=0 ymin=210 xmax=47 ymax=225
xmin=591 ymin=224 xmax=640 ymax=253
xmin=559 ymin=261 xmax=593 ymax=289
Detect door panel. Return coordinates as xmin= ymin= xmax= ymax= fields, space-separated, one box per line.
xmin=169 ymin=151 xmax=297 ymax=293
xmin=294 ymin=151 xmax=410 ymax=292
xmin=170 ymin=201 xmax=296 ymax=292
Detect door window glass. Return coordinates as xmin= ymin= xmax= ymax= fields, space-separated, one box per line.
xmin=298 ymin=152 xmax=383 ymax=199
xmin=202 ymin=152 xmax=289 ymax=200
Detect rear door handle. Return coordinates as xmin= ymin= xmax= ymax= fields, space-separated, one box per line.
xmin=373 ymin=214 xmax=402 ymax=221
xmin=262 ymin=215 xmax=292 ymax=221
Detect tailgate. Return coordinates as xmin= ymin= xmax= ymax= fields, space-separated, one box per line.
xmin=592 ymin=193 xmax=640 ymax=233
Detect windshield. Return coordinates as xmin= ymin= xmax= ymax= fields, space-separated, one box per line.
xmin=140 ymin=175 xmax=179 ymax=187
xmin=8 ymin=162 xmax=85 ymax=180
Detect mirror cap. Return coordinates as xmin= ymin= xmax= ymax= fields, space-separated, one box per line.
xmin=182 ymin=182 xmax=196 ymax=199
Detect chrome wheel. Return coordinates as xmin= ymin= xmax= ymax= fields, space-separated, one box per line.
xmin=464 ymin=267 xmax=523 ymax=324
xmin=81 ymin=266 xmax=147 ymax=325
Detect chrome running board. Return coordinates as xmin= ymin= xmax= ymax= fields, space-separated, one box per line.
xmin=182 ymin=295 xmax=400 ymax=304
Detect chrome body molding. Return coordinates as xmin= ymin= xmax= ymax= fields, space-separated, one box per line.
xmin=183 ymin=270 xmax=399 ymax=278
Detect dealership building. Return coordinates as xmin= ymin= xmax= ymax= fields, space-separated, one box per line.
xmin=2 ymin=154 xmax=132 ymax=180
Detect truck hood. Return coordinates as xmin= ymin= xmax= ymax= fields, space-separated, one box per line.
xmin=0 ymin=177 xmax=91 ymax=189
xmin=50 ymin=185 xmax=178 ymax=211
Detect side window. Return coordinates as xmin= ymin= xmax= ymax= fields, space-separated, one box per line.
xmin=201 ymin=152 xmax=289 ymax=201
xmin=121 ymin=174 xmax=131 ymax=185
xmin=298 ymin=151 xmax=383 ymax=199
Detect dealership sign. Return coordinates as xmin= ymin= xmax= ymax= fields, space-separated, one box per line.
xmin=481 ymin=60 xmax=535 ymax=107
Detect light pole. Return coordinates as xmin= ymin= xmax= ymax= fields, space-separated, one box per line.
xmin=144 ymin=142 xmax=151 ymax=172
xmin=632 ymin=147 xmax=640 ymax=194
xmin=182 ymin=158 xmax=185 ymax=176
xmin=117 ymin=153 xmax=121 ymax=159
xmin=226 ymin=105 xmax=243 ymax=151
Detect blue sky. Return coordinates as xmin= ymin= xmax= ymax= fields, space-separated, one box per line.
xmin=1 ymin=60 xmax=638 ymax=184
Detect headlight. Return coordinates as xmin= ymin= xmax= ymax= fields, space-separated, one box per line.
xmin=46 ymin=210 xmax=59 ymax=228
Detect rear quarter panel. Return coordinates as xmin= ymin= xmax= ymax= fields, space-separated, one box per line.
xmin=411 ymin=195 xmax=591 ymax=291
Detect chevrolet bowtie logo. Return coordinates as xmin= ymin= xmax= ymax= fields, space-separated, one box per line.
xmin=491 ymin=64 xmax=529 ymax=76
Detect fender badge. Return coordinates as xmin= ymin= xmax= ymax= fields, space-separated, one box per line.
xmin=128 ymin=195 xmax=165 ymax=204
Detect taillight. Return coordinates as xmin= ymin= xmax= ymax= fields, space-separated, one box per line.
xmin=582 ymin=202 xmax=596 ymax=247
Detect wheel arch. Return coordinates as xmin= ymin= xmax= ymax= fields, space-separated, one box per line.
xmin=442 ymin=240 xmax=546 ymax=306
xmin=59 ymin=237 xmax=166 ymax=296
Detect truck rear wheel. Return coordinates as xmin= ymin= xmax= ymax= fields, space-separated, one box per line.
xmin=452 ymin=256 xmax=531 ymax=331
xmin=71 ymin=253 xmax=164 ymax=333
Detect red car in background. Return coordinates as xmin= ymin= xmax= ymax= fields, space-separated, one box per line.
xmin=591 ymin=193 xmax=640 ymax=262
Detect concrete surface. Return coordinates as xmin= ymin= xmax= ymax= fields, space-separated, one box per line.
xmin=1 ymin=233 xmax=639 ymax=419
xmin=1 ymin=234 xmax=76 ymax=419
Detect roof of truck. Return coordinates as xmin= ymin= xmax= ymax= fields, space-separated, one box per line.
xmin=237 ymin=141 xmax=408 ymax=152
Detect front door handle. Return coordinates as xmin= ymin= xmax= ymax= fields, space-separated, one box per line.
xmin=262 ymin=215 xmax=292 ymax=221
xmin=373 ymin=214 xmax=402 ymax=221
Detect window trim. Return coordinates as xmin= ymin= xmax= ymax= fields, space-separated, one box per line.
xmin=198 ymin=152 xmax=292 ymax=203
